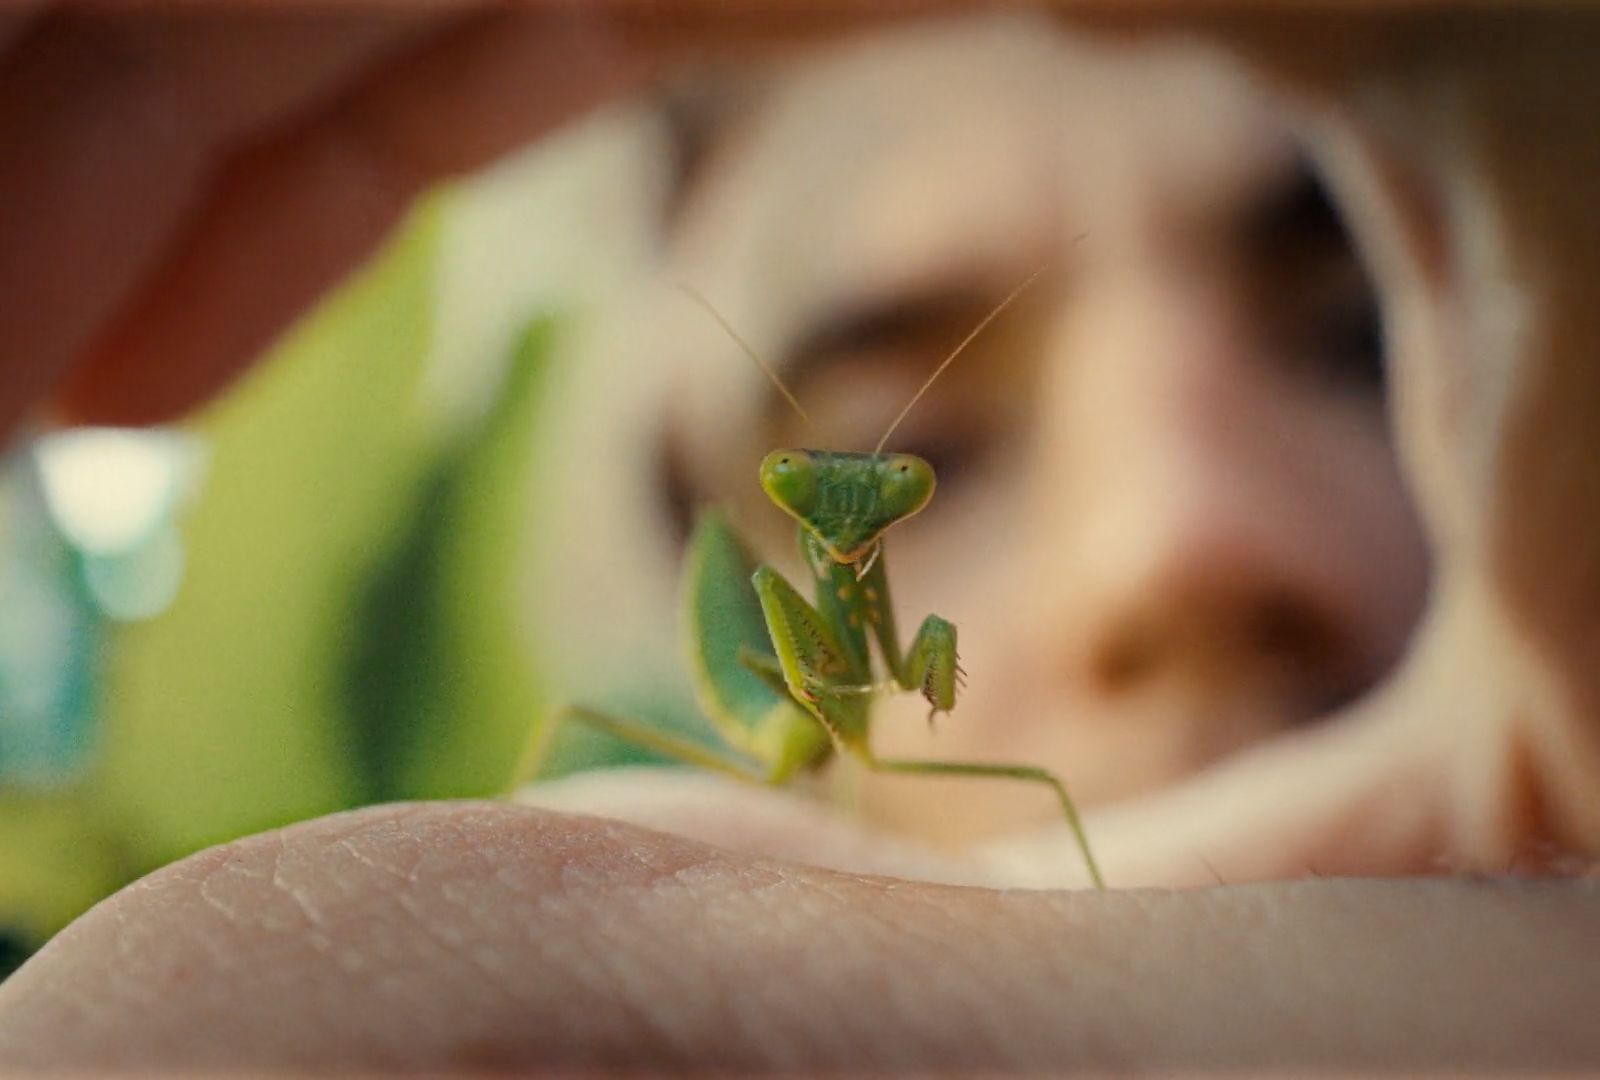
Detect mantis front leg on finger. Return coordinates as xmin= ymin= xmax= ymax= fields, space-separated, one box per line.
xmin=520 ymin=274 xmax=1106 ymax=889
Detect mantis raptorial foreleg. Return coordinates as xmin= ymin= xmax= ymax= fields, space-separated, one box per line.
xmin=897 ymin=615 xmax=962 ymax=717
xmin=844 ymin=547 xmax=961 ymax=718
xmin=750 ymin=563 xmax=871 ymax=751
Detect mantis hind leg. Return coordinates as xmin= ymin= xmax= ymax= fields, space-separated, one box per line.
xmin=514 ymin=703 xmax=830 ymax=791
xmin=514 ymin=705 xmax=769 ymax=789
xmin=857 ymin=750 xmax=1106 ymax=890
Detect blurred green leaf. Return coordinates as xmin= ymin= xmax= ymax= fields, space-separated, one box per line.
xmin=343 ymin=318 xmax=551 ymax=801
xmin=0 ymin=792 xmax=121 ymax=944
xmin=94 ymin=198 xmax=447 ymax=874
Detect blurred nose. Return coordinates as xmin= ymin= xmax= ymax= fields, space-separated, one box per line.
xmin=1033 ymin=263 xmax=1420 ymax=757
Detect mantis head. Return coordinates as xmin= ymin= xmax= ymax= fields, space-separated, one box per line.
xmin=681 ymin=268 xmax=1040 ymax=565
xmin=759 ymin=449 xmax=935 ymax=564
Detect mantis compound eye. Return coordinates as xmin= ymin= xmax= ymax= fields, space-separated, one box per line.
xmin=759 ymin=449 xmax=819 ymax=516
xmin=878 ymin=453 xmax=936 ymax=521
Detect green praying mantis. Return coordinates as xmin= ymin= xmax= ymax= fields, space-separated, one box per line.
xmin=520 ymin=272 xmax=1105 ymax=889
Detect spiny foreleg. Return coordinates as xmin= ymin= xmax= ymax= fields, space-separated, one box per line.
xmin=899 ymin=614 xmax=963 ymax=723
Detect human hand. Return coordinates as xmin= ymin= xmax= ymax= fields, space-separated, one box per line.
xmin=0 ymin=4 xmax=874 ymax=439
xmin=0 ymin=796 xmax=1594 ymax=1072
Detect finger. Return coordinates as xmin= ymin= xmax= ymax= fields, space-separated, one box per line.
xmin=55 ymin=10 xmax=664 ymax=427
xmin=49 ymin=5 xmax=988 ymax=430
xmin=0 ymin=9 xmax=452 ymax=438
xmin=0 ymin=802 xmax=1595 ymax=1071
xmin=517 ymin=767 xmax=993 ymax=885
xmin=0 ymin=7 xmax=43 ymax=56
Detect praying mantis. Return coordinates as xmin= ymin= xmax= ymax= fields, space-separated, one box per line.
xmin=521 ymin=272 xmax=1105 ymax=889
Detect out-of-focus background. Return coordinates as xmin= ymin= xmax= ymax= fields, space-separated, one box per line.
xmin=0 ymin=12 xmax=1432 ymax=973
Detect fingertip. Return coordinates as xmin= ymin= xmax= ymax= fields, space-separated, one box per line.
xmin=0 ymin=801 xmax=741 ymax=1070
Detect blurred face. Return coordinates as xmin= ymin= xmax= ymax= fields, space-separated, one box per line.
xmin=529 ymin=18 xmax=1431 ymax=847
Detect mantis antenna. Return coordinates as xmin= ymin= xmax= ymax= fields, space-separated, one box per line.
xmin=874 ymin=264 xmax=1047 ymax=454
xmin=674 ymin=282 xmax=812 ymax=428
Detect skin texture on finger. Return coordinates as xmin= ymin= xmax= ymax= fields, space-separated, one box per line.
xmin=0 ymin=10 xmax=451 ymax=441
xmin=518 ymin=767 xmax=996 ymax=885
xmin=0 ymin=801 xmax=1595 ymax=1072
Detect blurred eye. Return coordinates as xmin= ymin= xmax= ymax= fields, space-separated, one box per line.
xmin=1241 ymin=158 xmax=1387 ymax=398
xmin=766 ymin=288 xmax=1036 ymax=494
xmin=883 ymin=422 xmax=991 ymax=491
xmin=1306 ymin=287 xmax=1384 ymax=392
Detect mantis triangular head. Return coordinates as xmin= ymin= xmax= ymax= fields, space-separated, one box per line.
xmin=758 ymin=448 xmax=935 ymax=564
